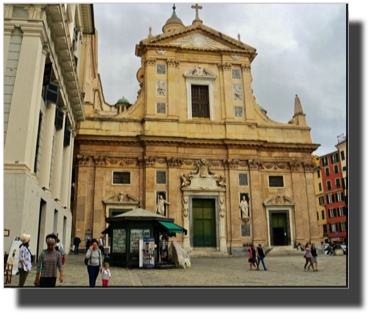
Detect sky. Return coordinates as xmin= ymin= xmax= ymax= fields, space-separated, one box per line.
xmin=93 ymin=3 xmax=346 ymax=156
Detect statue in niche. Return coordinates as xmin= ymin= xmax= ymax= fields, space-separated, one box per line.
xmin=239 ymin=195 xmax=249 ymax=218
xmin=180 ymin=173 xmax=191 ymax=187
xmin=156 ymin=194 xmax=170 ymax=216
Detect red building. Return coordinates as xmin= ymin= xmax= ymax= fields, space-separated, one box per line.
xmin=320 ymin=151 xmax=347 ymax=243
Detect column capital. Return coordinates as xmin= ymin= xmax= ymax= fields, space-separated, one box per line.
xmin=42 ymin=43 xmax=50 ymax=56
xmin=20 ymin=23 xmax=48 ymax=44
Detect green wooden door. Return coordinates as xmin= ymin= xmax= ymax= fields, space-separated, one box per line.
xmin=193 ymin=199 xmax=216 ymax=247
xmin=272 ymin=213 xmax=288 ymax=246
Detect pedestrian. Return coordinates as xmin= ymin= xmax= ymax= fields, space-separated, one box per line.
xmin=74 ymin=235 xmax=81 ymax=255
xmin=18 ymin=233 xmax=32 ymax=287
xmin=86 ymin=238 xmax=103 ymax=287
xmin=99 ymin=236 xmax=105 ymax=255
xmin=256 ymin=244 xmax=268 ymax=270
xmin=248 ymin=243 xmax=258 ymax=270
xmin=55 ymin=238 xmax=66 ymax=265
xmin=86 ymin=238 xmax=91 ymax=252
xmin=311 ymin=243 xmax=319 ymax=271
xmin=304 ymin=242 xmax=315 ymax=271
xmin=298 ymin=243 xmax=301 ymax=251
xmin=35 ymin=234 xmax=63 ymax=287
xmin=101 ymin=262 xmax=111 ymax=287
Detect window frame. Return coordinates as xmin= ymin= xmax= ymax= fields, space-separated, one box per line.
xmin=191 ymin=85 xmax=210 ymax=119
xmin=335 ymin=178 xmax=341 ymax=188
xmin=231 ymin=68 xmax=242 ymax=80
xmin=334 ymin=164 xmax=339 ymax=174
xmin=155 ymin=170 xmax=167 ymax=185
xmin=325 ymin=167 xmax=330 ymax=176
xmin=112 ymin=171 xmax=131 ymax=186
xmin=156 ymin=102 xmax=167 ymax=114
xmin=318 ymin=183 xmax=322 ymax=192
xmin=234 ymin=106 xmax=245 ymax=118
xmin=238 ymin=173 xmax=249 ymax=186
xmin=341 ymin=150 xmax=345 ymax=161
xmin=321 ymin=210 xmax=325 ymax=220
xmin=268 ymin=175 xmax=285 ymax=188
xmin=327 ymin=180 xmax=332 ymax=190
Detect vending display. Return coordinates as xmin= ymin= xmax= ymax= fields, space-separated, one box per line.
xmin=130 ymin=229 xmax=150 ymax=254
xmin=112 ymin=229 xmax=126 ymax=253
xmin=142 ymin=238 xmax=155 ymax=268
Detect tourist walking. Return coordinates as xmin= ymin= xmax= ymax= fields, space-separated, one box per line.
xmin=248 ymin=243 xmax=258 ymax=270
xmin=102 ymin=262 xmax=111 ymax=287
xmin=86 ymin=239 xmax=91 ymax=252
xmin=256 ymin=244 xmax=268 ymax=270
xmin=35 ymin=234 xmax=63 ymax=287
xmin=86 ymin=239 xmax=103 ymax=287
xmin=304 ymin=243 xmax=315 ymax=271
xmin=56 ymin=238 xmax=66 ymax=265
xmin=18 ymin=234 xmax=32 ymax=287
xmin=311 ymin=243 xmax=319 ymax=271
xmin=73 ymin=235 xmax=81 ymax=255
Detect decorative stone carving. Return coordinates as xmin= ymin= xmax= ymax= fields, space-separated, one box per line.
xmin=261 ymin=162 xmax=289 ymax=170
xmin=168 ymin=157 xmax=182 ymax=167
xmin=180 ymin=173 xmax=191 ymax=188
xmin=290 ymin=161 xmax=302 ymax=171
xmin=127 ymin=194 xmax=140 ymax=202
xmin=303 ymin=162 xmax=315 ymax=172
xmin=216 ymin=175 xmax=227 ymax=188
xmin=103 ymin=193 xmax=115 ymax=202
xmin=156 ymin=50 xmax=167 ymax=55
xmin=144 ymin=156 xmax=157 ymax=167
xmin=219 ymin=62 xmax=231 ymax=71
xmin=239 ymin=195 xmax=249 ymax=219
xmin=183 ymin=197 xmax=189 ymax=217
xmin=28 ymin=5 xmax=42 ymax=19
xmin=241 ymin=64 xmax=251 ymax=72
xmin=233 ymin=84 xmax=243 ymax=101
xmin=118 ymin=192 xmax=124 ymax=202
xmin=156 ymin=80 xmax=166 ymax=97
xmin=227 ymin=159 xmax=239 ymax=170
xmin=120 ymin=159 xmax=137 ymax=166
xmin=190 ymin=159 xmax=218 ymax=178
xmin=248 ymin=159 xmax=262 ymax=170
xmin=77 ymin=154 xmax=91 ymax=166
xmin=183 ymin=66 xmax=217 ymax=79
xmin=183 ymin=160 xmax=193 ymax=166
xmin=218 ymin=197 xmax=225 ymax=219
xmin=171 ymin=33 xmax=228 ymax=49
xmin=167 ymin=58 xmax=180 ymax=68
xmin=4 ymin=4 xmax=12 ymax=18
xmin=155 ymin=194 xmax=170 ymax=215
xmin=156 ymin=158 xmax=166 ymax=164
xmin=238 ymin=160 xmax=248 ymax=167
xmin=145 ymin=57 xmax=156 ymax=66
xmin=94 ymin=156 xmax=107 ymax=166
xmin=231 ymin=55 xmax=241 ymax=60
xmin=210 ymin=161 xmax=220 ymax=167
xmin=263 ymin=195 xmax=295 ymax=206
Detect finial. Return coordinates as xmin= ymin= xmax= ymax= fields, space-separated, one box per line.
xmin=148 ymin=27 xmax=153 ymax=39
xmin=172 ymin=4 xmax=177 ymax=17
xmin=238 ymin=34 xmax=241 ymax=41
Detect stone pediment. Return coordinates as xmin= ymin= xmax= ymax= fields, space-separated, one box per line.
xmin=102 ymin=192 xmax=140 ymax=205
xmin=184 ymin=66 xmax=217 ymax=79
xmin=180 ymin=159 xmax=226 ymax=191
xmin=263 ymin=195 xmax=295 ymax=206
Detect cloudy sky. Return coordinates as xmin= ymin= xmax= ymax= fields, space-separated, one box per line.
xmin=94 ymin=3 xmax=346 ymax=156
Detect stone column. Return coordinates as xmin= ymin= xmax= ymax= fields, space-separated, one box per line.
xmin=51 ymin=109 xmax=67 ymax=200
xmin=167 ymin=59 xmax=179 ymax=119
xmin=144 ymin=57 xmax=157 ymax=118
xmin=241 ymin=64 xmax=255 ymax=122
xmin=304 ymin=163 xmax=320 ymax=244
xmin=227 ymin=159 xmax=241 ymax=249
xmin=4 ymin=25 xmax=46 ymax=172
xmin=249 ymin=159 xmax=264 ymax=243
xmin=39 ymin=102 xmax=56 ymax=189
xmin=290 ymin=161 xmax=308 ymax=243
xmin=222 ymin=62 xmax=234 ymax=120
xmin=60 ymin=128 xmax=73 ymax=208
xmin=218 ymin=192 xmax=227 ymax=253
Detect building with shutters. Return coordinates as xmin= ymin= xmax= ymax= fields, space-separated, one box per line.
xmin=4 ymin=4 xmax=94 ymax=258
xmin=313 ymin=158 xmax=328 ymax=243
xmin=72 ymin=5 xmax=321 ymax=255
xmin=319 ymin=150 xmax=347 ymax=243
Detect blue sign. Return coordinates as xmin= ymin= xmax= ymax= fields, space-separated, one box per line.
xmin=335 ymin=231 xmax=339 ymax=236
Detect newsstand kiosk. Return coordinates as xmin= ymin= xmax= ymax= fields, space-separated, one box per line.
xmin=102 ymin=207 xmax=187 ymax=268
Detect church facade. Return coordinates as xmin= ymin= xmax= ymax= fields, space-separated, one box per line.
xmin=73 ymin=6 xmax=320 ymax=254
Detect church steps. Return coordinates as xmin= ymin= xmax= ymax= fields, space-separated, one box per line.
xmin=189 ymin=248 xmax=231 ymax=257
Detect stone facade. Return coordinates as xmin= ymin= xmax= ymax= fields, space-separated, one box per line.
xmin=73 ymin=7 xmax=320 ymax=253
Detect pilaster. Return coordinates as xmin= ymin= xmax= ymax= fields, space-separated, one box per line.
xmin=144 ymin=157 xmax=157 ymax=213
xmin=241 ymin=64 xmax=255 ymax=122
xmin=227 ymin=158 xmax=240 ymax=246
xmin=221 ymin=62 xmax=234 ymax=120
xmin=167 ymin=58 xmax=180 ymax=119
xmin=249 ymin=159 xmax=264 ymax=242
xmin=304 ymin=163 xmax=320 ymax=243
xmin=60 ymin=129 xmax=73 ymax=208
xmin=168 ymin=158 xmax=182 ymax=240
xmin=144 ymin=57 xmax=157 ymax=118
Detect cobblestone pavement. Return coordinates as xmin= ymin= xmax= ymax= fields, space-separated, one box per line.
xmin=4 ymin=252 xmax=346 ymax=287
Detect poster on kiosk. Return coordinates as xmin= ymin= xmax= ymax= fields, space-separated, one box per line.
xmin=142 ymin=238 xmax=155 ymax=268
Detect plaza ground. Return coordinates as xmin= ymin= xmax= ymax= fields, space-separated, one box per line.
xmin=4 ymin=251 xmax=346 ymax=287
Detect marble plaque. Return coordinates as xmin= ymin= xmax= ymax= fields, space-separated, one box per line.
xmin=234 ymin=106 xmax=244 ymax=118
xmin=233 ymin=84 xmax=243 ymax=101
xmin=156 ymin=171 xmax=167 ymax=184
xmin=156 ymin=102 xmax=166 ymax=114
xmin=156 ymin=63 xmax=166 ymax=75
xmin=232 ymin=68 xmax=241 ymax=80
xmin=239 ymin=173 xmax=248 ymax=186
xmin=241 ymin=224 xmax=251 ymax=237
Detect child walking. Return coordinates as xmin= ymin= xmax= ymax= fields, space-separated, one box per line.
xmin=102 ymin=262 xmax=111 ymax=287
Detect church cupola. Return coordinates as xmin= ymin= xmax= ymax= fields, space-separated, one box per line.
xmin=116 ymin=96 xmax=131 ymax=114
xmin=162 ymin=4 xmax=185 ymax=33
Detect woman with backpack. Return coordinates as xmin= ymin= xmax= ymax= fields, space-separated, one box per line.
xmin=248 ymin=243 xmax=258 ymax=270
xmin=86 ymin=238 xmax=103 ymax=287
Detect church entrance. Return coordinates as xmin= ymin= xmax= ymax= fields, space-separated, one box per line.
xmin=193 ymin=199 xmax=216 ymax=247
xmin=271 ymin=213 xmax=288 ymax=246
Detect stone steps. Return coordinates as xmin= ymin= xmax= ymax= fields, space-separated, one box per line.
xmin=189 ymin=248 xmax=231 ymax=258
xmin=265 ymin=246 xmax=305 ymax=256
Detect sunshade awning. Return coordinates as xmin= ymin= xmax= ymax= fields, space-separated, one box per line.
xmin=158 ymin=221 xmax=187 ymax=235
xmin=101 ymin=226 xmax=112 ymax=235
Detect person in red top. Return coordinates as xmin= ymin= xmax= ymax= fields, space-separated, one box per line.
xmin=248 ymin=243 xmax=258 ymax=270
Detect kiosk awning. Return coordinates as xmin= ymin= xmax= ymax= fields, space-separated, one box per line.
xmin=158 ymin=221 xmax=187 ymax=235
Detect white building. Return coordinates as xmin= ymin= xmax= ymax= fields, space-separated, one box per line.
xmin=4 ymin=4 xmax=94 ymax=258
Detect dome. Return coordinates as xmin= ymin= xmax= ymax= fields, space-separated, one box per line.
xmin=162 ymin=4 xmax=185 ymax=33
xmin=116 ymin=96 xmax=130 ymax=105
xmin=259 ymin=105 xmax=266 ymax=111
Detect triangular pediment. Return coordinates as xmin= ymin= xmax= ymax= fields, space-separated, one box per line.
xmin=141 ymin=24 xmax=256 ymax=54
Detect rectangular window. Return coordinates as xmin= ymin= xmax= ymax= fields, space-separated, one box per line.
xmin=343 ymin=166 xmax=346 ymax=171
xmin=338 ymin=207 xmax=345 ymax=216
xmin=327 ymin=181 xmax=332 ymax=190
xmin=45 ymin=82 xmax=60 ymax=105
xmin=43 ymin=63 xmax=53 ymax=86
xmin=325 ymin=168 xmax=330 ymax=176
xmin=335 ymin=178 xmax=341 ymax=188
xmin=268 ymin=176 xmax=284 ymax=188
xmin=318 ymin=183 xmax=322 ymax=192
xmin=231 ymin=68 xmax=242 ymax=80
xmin=317 ymin=170 xmax=320 ymax=178
xmin=156 ymin=102 xmax=166 ymax=114
xmin=330 ymin=154 xmax=334 ymax=164
xmin=334 ymin=154 xmax=339 ymax=163
xmin=322 ymin=157 xmax=328 ymax=167
xmin=323 ymin=224 xmax=327 ymax=235
xmin=191 ymin=85 xmax=209 ymax=118
xmin=342 ymin=178 xmax=346 ymax=189
xmin=336 ymin=192 xmax=343 ymax=202
xmin=156 ymin=63 xmax=166 ymax=75
xmin=239 ymin=173 xmax=249 ymax=186
xmin=341 ymin=150 xmax=345 ymax=161
xmin=328 ymin=208 xmax=334 ymax=218
xmin=234 ymin=106 xmax=244 ymax=118
xmin=113 ymin=172 xmax=131 ymax=184
xmin=331 ymin=223 xmax=337 ymax=232
xmin=156 ymin=171 xmax=167 ymax=184
xmin=334 ymin=165 xmax=339 ymax=174
xmin=327 ymin=194 xmax=333 ymax=204
xmin=340 ymin=222 xmax=346 ymax=231
xmin=317 ymin=212 xmax=319 ymax=220
xmin=319 ymin=196 xmax=325 ymax=205
xmin=333 ymin=208 xmax=337 ymax=217
xmin=321 ymin=210 xmax=325 ymax=220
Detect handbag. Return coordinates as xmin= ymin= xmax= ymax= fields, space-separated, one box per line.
xmin=303 ymin=254 xmax=306 ymax=258
xmin=84 ymin=251 xmax=91 ymax=265
xmin=34 ymin=250 xmax=45 ymax=286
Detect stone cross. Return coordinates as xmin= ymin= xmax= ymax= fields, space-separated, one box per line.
xmin=191 ymin=4 xmax=203 ymax=21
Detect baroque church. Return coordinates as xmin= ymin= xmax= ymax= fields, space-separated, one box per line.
xmin=74 ymin=5 xmax=320 ymax=255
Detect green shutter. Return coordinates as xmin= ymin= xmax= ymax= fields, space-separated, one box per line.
xmin=45 ymin=82 xmax=60 ymax=105
xmin=343 ymin=166 xmax=346 ymax=171
xmin=319 ymin=183 xmax=322 ymax=191
xmin=322 ymin=210 xmax=325 ymax=219
xmin=327 ymin=181 xmax=331 ymax=190
xmin=318 ymin=170 xmax=320 ymax=178
xmin=341 ymin=151 xmax=345 ymax=161
xmin=329 ymin=224 xmax=332 ymax=232
xmin=331 ymin=155 xmax=334 ymax=164
xmin=342 ymin=178 xmax=346 ymax=189
xmin=338 ymin=222 xmax=341 ymax=231
xmin=317 ymin=212 xmax=319 ymax=220
xmin=43 ymin=63 xmax=52 ymax=86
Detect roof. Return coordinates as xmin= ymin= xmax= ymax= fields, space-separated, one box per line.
xmin=116 ymin=96 xmax=130 ymax=105
xmin=259 ymin=105 xmax=266 ymax=111
xmin=106 ymin=207 xmax=175 ymax=222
